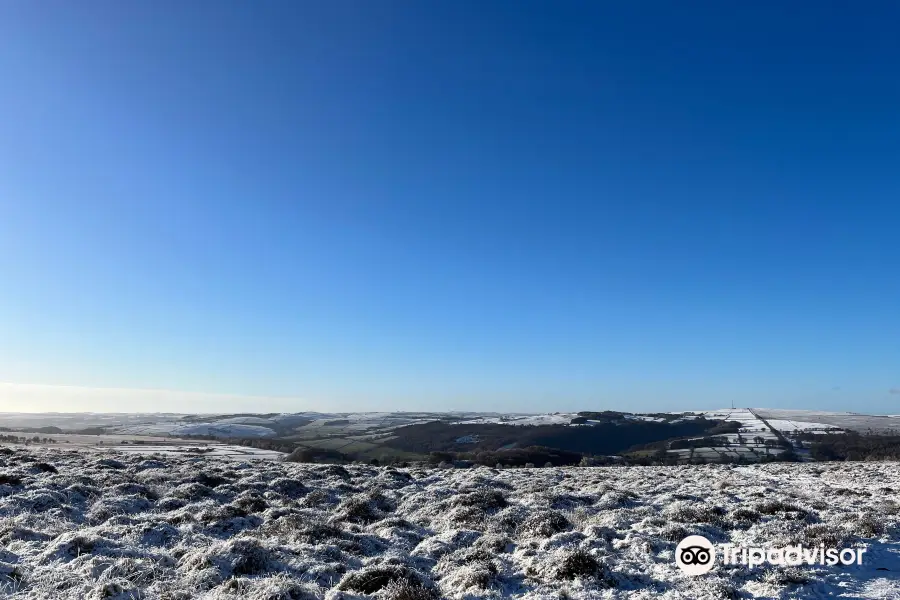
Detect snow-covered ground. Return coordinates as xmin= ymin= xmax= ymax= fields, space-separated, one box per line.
xmin=454 ymin=436 xmax=479 ymax=444
xmin=213 ymin=417 xmax=278 ymax=426
xmin=764 ymin=420 xmax=844 ymax=434
xmin=452 ymin=413 xmax=580 ymax=426
xmin=113 ymin=423 xmax=278 ymax=438
xmin=1 ymin=447 xmax=898 ymax=599
xmin=105 ymin=444 xmax=285 ymax=461
xmin=753 ymin=409 xmax=900 ymax=435
xmin=0 ymin=412 xmax=452 ymax=439
xmin=0 ymin=435 xmax=284 ymax=461
xmin=622 ymin=415 xmax=666 ymax=423
xmin=449 ymin=412 xmax=683 ymax=427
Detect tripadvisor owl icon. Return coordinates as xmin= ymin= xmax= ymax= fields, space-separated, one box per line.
xmin=676 ymin=535 xmax=716 ymax=575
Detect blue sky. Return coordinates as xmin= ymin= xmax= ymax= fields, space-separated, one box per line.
xmin=1 ymin=2 xmax=899 ymax=414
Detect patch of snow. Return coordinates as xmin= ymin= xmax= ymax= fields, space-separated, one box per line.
xmin=765 ymin=419 xmax=844 ymax=433
xmin=453 ymin=413 xmax=578 ymax=426
xmin=110 ymin=422 xmax=276 ymax=438
xmin=623 ymin=414 xmax=666 ymax=422
xmin=213 ymin=416 xmax=277 ymax=426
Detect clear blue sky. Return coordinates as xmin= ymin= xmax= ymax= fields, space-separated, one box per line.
xmin=1 ymin=2 xmax=899 ymax=414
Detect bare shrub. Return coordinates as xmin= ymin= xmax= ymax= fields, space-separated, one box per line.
xmin=451 ymin=489 xmax=507 ymax=511
xmin=726 ymin=507 xmax=761 ymax=529
xmin=381 ymin=578 xmax=439 ymax=600
xmin=659 ymin=523 xmax=691 ymax=542
xmin=169 ymin=483 xmax=214 ymax=501
xmin=793 ymin=523 xmax=847 ymax=548
xmin=110 ymin=483 xmax=157 ymax=499
xmin=0 ymin=473 xmax=22 ymax=486
xmin=265 ymin=515 xmax=342 ymax=544
xmin=854 ymin=512 xmax=885 ymax=538
xmin=691 ymin=577 xmax=738 ymax=599
xmin=157 ymin=497 xmax=188 ymax=511
xmin=191 ymin=472 xmax=231 ymax=488
xmin=761 ymin=566 xmax=809 ymax=586
xmin=234 ymin=574 xmax=323 ymax=599
xmin=333 ymin=494 xmax=384 ymax=524
xmin=233 ymin=491 xmax=269 ymax=513
xmin=31 ymin=462 xmax=58 ymax=474
xmin=0 ymin=524 xmax=50 ymax=544
xmin=664 ymin=502 xmax=727 ymax=527
xmin=41 ymin=532 xmax=101 ymax=562
xmin=181 ymin=538 xmax=276 ymax=580
xmin=877 ymin=499 xmax=900 ymax=515
xmin=336 ymin=564 xmax=427 ymax=594
xmin=439 ymin=559 xmax=498 ymax=592
xmin=754 ymin=500 xmax=812 ymax=521
xmin=0 ymin=561 xmax=24 ymax=589
xmin=517 ymin=510 xmax=571 ymax=538
xmin=552 ymin=549 xmax=607 ymax=581
xmin=92 ymin=581 xmax=141 ymax=599
xmin=474 ymin=533 xmax=513 ymax=553
xmin=269 ymin=478 xmax=306 ymax=498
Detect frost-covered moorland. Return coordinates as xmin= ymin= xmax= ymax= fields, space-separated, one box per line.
xmin=1 ymin=447 xmax=899 ymax=599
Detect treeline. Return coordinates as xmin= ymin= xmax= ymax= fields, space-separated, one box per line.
xmin=796 ymin=432 xmax=900 ymax=461
xmin=669 ymin=435 xmax=788 ymax=450
xmin=571 ymin=411 xmax=693 ymax=425
xmin=384 ymin=418 xmax=722 ymax=456
xmin=431 ymin=446 xmax=585 ymax=467
xmin=625 ymin=449 xmax=798 ymax=466
xmin=71 ymin=428 xmax=108 ymax=435
xmin=705 ymin=421 xmax=744 ymax=435
xmin=226 ymin=437 xmax=298 ymax=454
xmin=179 ymin=413 xmax=280 ymax=423
xmin=0 ymin=426 xmax=63 ymax=434
xmin=570 ymin=411 xmax=628 ymax=424
xmin=0 ymin=435 xmax=58 ymax=444
xmin=284 ymin=447 xmax=353 ymax=463
xmin=669 ymin=436 xmax=731 ymax=450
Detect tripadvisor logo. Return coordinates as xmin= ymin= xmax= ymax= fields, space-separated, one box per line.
xmin=676 ymin=535 xmax=868 ymax=575
xmin=676 ymin=535 xmax=716 ymax=575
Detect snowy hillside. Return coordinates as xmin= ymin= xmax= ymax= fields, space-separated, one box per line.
xmin=663 ymin=409 xmax=787 ymax=462
xmin=0 ymin=447 xmax=898 ymax=599
xmin=753 ymin=409 xmax=900 ymax=434
xmin=113 ymin=423 xmax=278 ymax=438
xmin=451 ymin=414 xmax=579 ymax=426
xmin=763 ymin=419 xmax=843 ymax=434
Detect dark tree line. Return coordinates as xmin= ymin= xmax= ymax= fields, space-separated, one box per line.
xmin=384 ymin=419 xmax=722 ymax=456
xmin=441 ymin=446 xmax=584 ymax=467
xmin=797 ymin=432 xmax=900 ymax=461
xmin=0 ymin=435 xmax=58 ymax=444
xmin=225 ymin=437 xmax=298 ymax=454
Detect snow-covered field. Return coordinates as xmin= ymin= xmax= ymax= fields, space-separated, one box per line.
xmin=622 ymin=415 xmax=666 ymax=423
xmin=106 ymin=445 xmax=285 ymax=461
xmin=1 ymin=448 xmax=898 ymax=599
xmin=451 ymin=414 xmax=578 ymax=426
xmin=763 ymin=420 xmax=843 ymax=434
xmin=0 ymin=412 xmax=455 ymax=440
xmin=113 ymin=423 xmax=280 ymax=438
xmin=753 ymin=409 xmax=900 ymax=435
xmin=0 ymin=435 xmax=284 ymax=462
xmin=666 ymin=409 xmax=789 ymax=462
